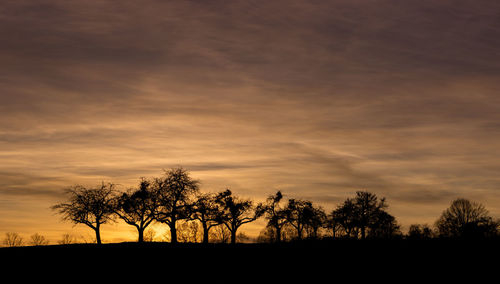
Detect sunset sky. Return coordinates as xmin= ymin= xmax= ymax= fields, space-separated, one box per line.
xmin=1 ymin=0 xmax=500 ymax=243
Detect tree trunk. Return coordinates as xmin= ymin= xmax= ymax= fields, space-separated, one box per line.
xmin=275 ymin=226 xmax=282 ymax=243
xmin=95 ymin=224 xmax=102 ymax=245
xmin=230 ymin=223 xmax=238 ymax=244
xmin=297 ymin=226 xmax=303 ymax=240
xmin=170 ymin=223 xmax=177 ymax=244
xmin=202 ymin=223 xmax=209 ymax=244
xmin=230 ymin=230 xmax=237 ymax=244
xmin=313 ymin=228 xmax=319 ymax=239
xmin=138 ymin=227 xmax=144 ymax=243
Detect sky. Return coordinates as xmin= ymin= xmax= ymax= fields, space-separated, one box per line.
xmin=1 ymin=0 xmax=500 ymax=243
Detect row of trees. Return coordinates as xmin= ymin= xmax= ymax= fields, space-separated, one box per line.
xmin=408 ymin=198 xmax=499 ymax=240
xmin=262 ymin=193 xmax=499 ymax=242
xmin=2 ymin=232 xmax=78 ymax=247
xmin=52 ymin=168 xmax=265 ymax=244
xmin=42 ymin=167 xmax=497 ymax=245
xmin=259 ymin=190 xmax=401 ymax=242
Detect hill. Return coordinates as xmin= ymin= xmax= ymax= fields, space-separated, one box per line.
xmin=2 ymin=239 xmax=498 ymax=280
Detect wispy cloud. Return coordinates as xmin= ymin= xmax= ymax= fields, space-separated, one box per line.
xmin=1 ymin=0 xmax=500 ymax=240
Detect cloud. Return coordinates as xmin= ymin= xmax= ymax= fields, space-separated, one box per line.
xmin=1 ymin=0 xmax=500 ymax=239
xmin=0 ymin=171 xmax=67 ymax=199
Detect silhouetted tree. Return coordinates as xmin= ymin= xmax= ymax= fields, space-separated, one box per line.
xmin=3 ymin=232 xmax=23 ymax=247
xmin=152 ymin=167 xmax=200 ymax=244
xmin=177 ymin=220 xmax=202 ymax=243
xmin=331 ymin=198 xmax=358 ymax=238
xmin=285 ymin=199 xmax=316 ymax=240
xmin=407 ymin=224 xmax=434 ymax=240
xmin=436 ymin=198 xmax=499 ymax=239
xmin=210 ymin=224 xmax=231 ymax=243
xmin=236 ymin=232 xmax=251 ymax=243
xmin=192 ymin=192 xmax=223 ymax=244
xmin=257 ymin=226 xmax=275 ymax=243
xmin=306 ymin=205 xmax=327 ymax=239
xmin=325 ymin=210 xmax=342 ymax=239
xmin=143 ymin=228 xmax=157 ymax=242
xmin=58 ymin=233 xmax=77 ymax=245
xmin=367 ymin=210 xmax=401 ymax=239
xmin=353 ymin=191 xmax=387 ymax=239
xmin=258 ymin=223 xmax=297 ymax=243
xmin=332 ymin=192 xmax=398 ymax=239
xmin=263 ymin=191 xmax=288 ymax=242
xmin=52 ymin=183 xmax=116 ymax=244
xmin=215 ymin=189 xmax=264 ymax=244
xmin=114 ymin=178 xmax=157 ymax=243
xmin=30 ymin=233 xmax=49 ymax=246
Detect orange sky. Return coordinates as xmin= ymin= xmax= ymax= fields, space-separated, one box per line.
xmin=1 ymin=0 xmax=500 ymax=243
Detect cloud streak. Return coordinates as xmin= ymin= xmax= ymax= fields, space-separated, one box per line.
xmin=1 ymin=0 xmax=500 ymax=240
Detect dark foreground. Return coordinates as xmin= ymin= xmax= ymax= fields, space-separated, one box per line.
xmin=2 ymin=239 xmax=499 ymax=279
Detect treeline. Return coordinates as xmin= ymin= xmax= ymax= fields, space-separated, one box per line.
xmin=3 ymin=167 xmax=500 ymax=247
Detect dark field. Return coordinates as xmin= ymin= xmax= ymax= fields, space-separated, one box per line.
xmin=3 ymin=239 xmax=498 ymax=277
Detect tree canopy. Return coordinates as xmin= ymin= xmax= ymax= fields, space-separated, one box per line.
xmin=152 ymin=167 xmax=200 ymax=244
xmin=51 ymin=183 xmax=116 ymax=244
xmin=436 ymin=198 xmax=499 ymax=239
xmin=215 ymin=189 xmax=264 ymax=244
xmin=114 ymin=178 xmax=158 ymax=243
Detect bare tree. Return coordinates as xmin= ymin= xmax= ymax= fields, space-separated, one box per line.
xmin=407 ymin=224 xmax=434 ymax=240
xmin=153 ymin=167 xmax=200 ymax=244
xmin=210 ymin=225 xmax=231 ymax=243
xmin=192 ymin=192 xmax=223 ymax=244
xmin=331 ymin=192 xmax=397 ymax=239
xmin=285 ymin=199 xmax=315 ymax=240
xmin=143 ymin=228 xmax=157 ymax=242
xmin=436 ymin=198 xmax=499 ymax=239
xmin=285 ymin=198 xmax=327 ymax=240
xmin=309 ymin=206 xmax=327 ymax=239
xmin=236 ymin=232 xmax=251 ymax=243
xmin=52 ymin=183 xmax=116 ymax=245
xmin=114 ymin=178 xmax=157 ymax=243
xmin=3 ymin=232 xmax=23 ymax=247
xmin=30 ymin=233 xmax=49 ymax=246
xmin=367 ymin=210 xmax=401 ymax=239
xmin=257 ymin=226 xmax=276 ymax=243
xmin=177 ymin=220 xmax=202 ymax=243
xmin=58 ymin=233 xmax=77 ymax=245
xmin=353 ymin=191 xmax=387 ymax=239
xmin=325 ymin=210 xmax=342 ymax=239
xmin=331 ymin=198 xmax=358 ymax=238
xmin=263 ymin=191 xmax=288 ymax=243
xmin=215 ymin=189 xmax=264 ymax=244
